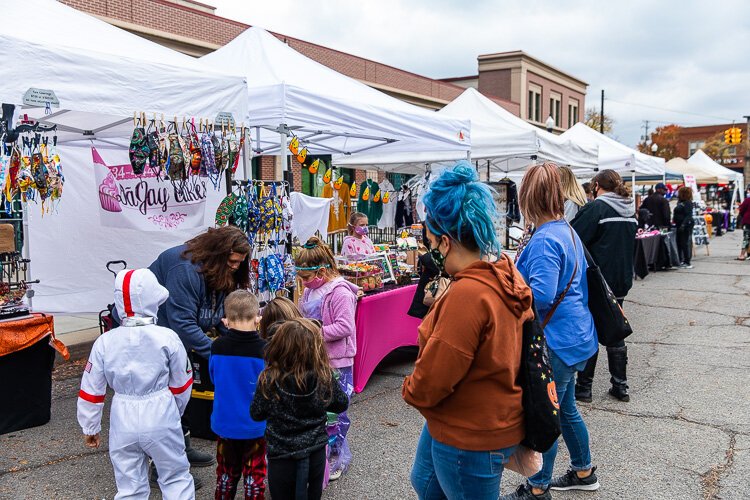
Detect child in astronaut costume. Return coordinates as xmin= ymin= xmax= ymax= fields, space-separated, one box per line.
xmin=77 ymin=269 xmax=195 ymax=499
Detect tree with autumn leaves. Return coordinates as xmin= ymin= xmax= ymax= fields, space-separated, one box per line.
xmin=638 ymin=124 xmax=681 ymax=160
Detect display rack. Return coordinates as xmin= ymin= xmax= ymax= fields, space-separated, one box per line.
xmin=0 ymin=251 xmax=38 ymax=320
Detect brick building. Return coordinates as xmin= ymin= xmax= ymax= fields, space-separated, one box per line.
xmin=443 ymin=51 xmax=588 ymax=134
xmin=61 ymin=0 xmax=587 ymax=192
xmin=675 ymin=124 xmax=747 ymax=178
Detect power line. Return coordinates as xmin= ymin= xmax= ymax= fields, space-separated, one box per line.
xmin=604 ymin=98 xmax=735 ymax=122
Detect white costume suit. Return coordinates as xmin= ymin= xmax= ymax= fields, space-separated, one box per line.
xmin=77 ymin=269 xmax=195 ymax=500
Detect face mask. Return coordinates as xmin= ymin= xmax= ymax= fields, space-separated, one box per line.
xmin=430 ymin=247 xmax=447 ymax=275
xmin=303 ymin=276 xmax=326 ymax=289
xmin=354 ymin=225 xmax=369 ymax=236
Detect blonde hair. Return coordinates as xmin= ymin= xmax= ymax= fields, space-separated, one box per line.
xmin=347 ymin=212 xmax=368 ymax=236
xmin=224 ymin=290 xmax=259 ymax=323
xmin=519 ymin=162 xmax=565 ymax=225
xmin=295 ymin=237 xmax=339 ymax=277
xmin=259 ymin=297 xmax=302 ymax=340
xmin=559 ymin=166 xmax=587 ymax=207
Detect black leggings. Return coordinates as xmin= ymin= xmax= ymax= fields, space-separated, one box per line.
xmin=676 ymin=227 xmax=692 ymax=265
xmin=267 ymin=447 xmax=326 ymax=500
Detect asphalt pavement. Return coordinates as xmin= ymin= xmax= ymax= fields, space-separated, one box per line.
xmin=1 ymin=230 xmax=748 ymax=499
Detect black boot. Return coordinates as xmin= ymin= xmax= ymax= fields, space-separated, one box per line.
xmin=149 ymin=461 xmax=203 ymax=490
xmin=184 ymin=431 xmax=216 ymax=467
xmin=606 ymin=345 xmax=630 ymax=402
xmin=575 ymin=350 xmax=598 ymax=403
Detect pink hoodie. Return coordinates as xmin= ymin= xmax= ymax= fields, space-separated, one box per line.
xmin=301 ymin=277 xmax=359 ymax=368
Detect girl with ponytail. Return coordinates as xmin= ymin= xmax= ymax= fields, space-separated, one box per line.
xmin=402 ymin=161 xmax=535 ymax=500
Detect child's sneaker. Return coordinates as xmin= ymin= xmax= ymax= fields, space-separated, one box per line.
xmin=328 ymin=467 xmax=343 ymax=481
xmin=549 ymin=467 xmax=600 ymax=491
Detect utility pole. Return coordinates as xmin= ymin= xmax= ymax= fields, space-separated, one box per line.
xmin=600 ymin=90 xmax=604 ymax=134
xmin=642 ymin=120 xmax=651 ymax=146
xmin=744 ymin=115 xmax=750 ymax=191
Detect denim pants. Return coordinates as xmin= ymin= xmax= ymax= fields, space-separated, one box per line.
xmin=411 ymin=423 xmax=517 ymax=500
xmin=529 ymin=350 xmax=593 ymax=489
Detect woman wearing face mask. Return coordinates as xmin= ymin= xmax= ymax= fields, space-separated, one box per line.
xmin=295 ymin=237 xmax=358 ymax=481
xmin=341 ymin=212 xmax=375 ymax=258
xmin=402 ymin=162 xmax=534 ymax=500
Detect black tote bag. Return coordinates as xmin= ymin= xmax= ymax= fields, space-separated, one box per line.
xmin=582 ymin=245 xmax=633 ymax=346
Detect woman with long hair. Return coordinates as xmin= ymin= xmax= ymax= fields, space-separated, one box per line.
xmin=403 ymin=161 xmax=534 ymax=500
xmin=502 ymin=162 xmax=599 ymax=499
xmin=673 ymin=186 xmax=696 ymax=269
xmin=559 ymin=166 xmax=588 ymax=222
xmin=571 ymin=169 xmax=637 ymax=403
xmin=147 ymin=225 xmax=251 ymax=476
xmin=251 ymin=319 xmax=349 ymax=500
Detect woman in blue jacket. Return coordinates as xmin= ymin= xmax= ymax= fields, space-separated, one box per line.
xmin=501 ymin=163 xmax=599 ymax=500
xmin=148 ymin=226 xmax=251 ymax=477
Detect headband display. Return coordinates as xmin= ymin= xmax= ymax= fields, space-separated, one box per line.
xmin=295 ymin=264 xmax=331 ymax=271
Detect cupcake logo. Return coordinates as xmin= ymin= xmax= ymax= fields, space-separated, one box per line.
xmin=98 ymin=171 xmax=122 ymax=213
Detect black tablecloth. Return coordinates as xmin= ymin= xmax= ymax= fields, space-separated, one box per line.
xmin=634 ymin=230 xmax=680 ymax=279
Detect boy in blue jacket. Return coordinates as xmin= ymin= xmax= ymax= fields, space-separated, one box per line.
xmin=210 ymin=290 xmax=267 ymax=500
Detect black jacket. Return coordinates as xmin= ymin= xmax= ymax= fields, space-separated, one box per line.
xmin=673 ymin=201 xmax=695 ymax=230
xmin=640 ymin=193 xmax=671 ymax=228
xmin=250 ymin=373 xmax=348 ymax=459
xmin=407 ymin=252 xmax=440 ymax=319
xmin=571 ymin=197 xmax=637 ymax=298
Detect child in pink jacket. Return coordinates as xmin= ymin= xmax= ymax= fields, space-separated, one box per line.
xmin=296 ymin=237 xmax=358 ymax=480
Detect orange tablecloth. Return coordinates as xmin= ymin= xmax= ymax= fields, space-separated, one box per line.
xmin=0 ymin=314 xmax=55 ymax=357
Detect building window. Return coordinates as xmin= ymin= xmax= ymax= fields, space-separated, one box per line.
xmin=528 ymin=85 xmax=541 ymax=123
xmin=568 ymin=99 xmax=579 ymax=128
xmin=688 ymin=141 xmax=705 ymax=156
xmin=728 ymin=146 xmax=737 ymax=156
xmin=549 ymin=92 xmax=562 ymax=128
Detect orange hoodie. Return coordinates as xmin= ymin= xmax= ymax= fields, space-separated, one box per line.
xmin=402 ymin=254 xmax=533 ymax=451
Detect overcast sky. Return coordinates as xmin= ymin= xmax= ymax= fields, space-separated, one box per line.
xmin=211 ymin=0 xmax=750 ymax=148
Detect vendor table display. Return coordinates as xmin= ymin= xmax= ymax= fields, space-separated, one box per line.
xmin=353 ymin=284 xmax=420 ymax=393
xmin=634 ymin=230 xmax=680 ymax=279
xmin=0 ymin=313 xmax=57 ymax=435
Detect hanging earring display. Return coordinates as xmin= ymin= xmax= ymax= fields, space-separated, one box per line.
xmin=373 ymin=190 xmax=381 ymax=203
xmin=382 ymin=191 xmax=390 ymax=203
xmin=323 ymin=167 xmax=332 ymax=184
xmin=362 ymin=186 xmax=370 ymax=201
xmin=295 ymin=147 xmax=308 ymax=165
xmin=334 ymin=176 xmax=344 ymax=190
xmin=350 ymin=181 xmax=357 ymax=198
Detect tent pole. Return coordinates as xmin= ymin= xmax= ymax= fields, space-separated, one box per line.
xmin=22 ymin=201 xmax=32 ymax=310
xmin=631 ymin=171 xmax=636 ymax=203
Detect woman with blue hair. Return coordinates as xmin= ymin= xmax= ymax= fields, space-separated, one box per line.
xmin=402 ymin=161 xmax=535 ymax=500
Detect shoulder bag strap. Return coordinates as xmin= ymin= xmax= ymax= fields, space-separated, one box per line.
xmin=542 ymin=222 xmax=579 ymax=328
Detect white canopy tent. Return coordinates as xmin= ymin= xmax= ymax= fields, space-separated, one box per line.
xmin=0 ymin=0 xmax=249 ymax=144
xmin=0 ymin=0 xmax=250 ymax=313
xmin=688 ymin=150 xmax=744 ymax=185
xmin=663 ymin=158 xmax=734 ymax=184
xmin=333 ymin=87 xmax=598 ymax=174
xmin=200 ymin=27 xmax=470 ymax=162
xmin=561 ymin=123 xmax=665 ymax=176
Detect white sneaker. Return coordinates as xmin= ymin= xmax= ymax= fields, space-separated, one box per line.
xmin=328 ymin=468 xmax=343 ymax=481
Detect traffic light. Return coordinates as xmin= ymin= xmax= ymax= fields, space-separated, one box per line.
xmin=732 ymin=127 xmax=742 ymax=145
xmin=725 ymin=128 xmax=732 ymax=144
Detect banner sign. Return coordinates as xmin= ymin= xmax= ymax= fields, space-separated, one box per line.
xmin=92 ymin=147 xmax=208 ymax=231
xmin=684 ymin=174 xmax=700 ymax=199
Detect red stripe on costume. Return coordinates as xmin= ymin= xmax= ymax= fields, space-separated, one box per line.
xmin=78 ymin=390 xmax=105 ymax=403
xmin=122 ymin=270 xmax=135 ymax=317
xmin=169 ymin=377 xmax=193 ymax=395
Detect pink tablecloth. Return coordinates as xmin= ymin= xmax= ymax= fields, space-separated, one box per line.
xmin=353 ymin=284 xmax=421 ymax=393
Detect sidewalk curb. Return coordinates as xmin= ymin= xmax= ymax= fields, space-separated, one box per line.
xmin=55 ymin=327 xmax=99 ymax=366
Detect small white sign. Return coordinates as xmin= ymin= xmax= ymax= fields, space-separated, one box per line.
xmin=23 ymin=88 xmax=59 ymax=108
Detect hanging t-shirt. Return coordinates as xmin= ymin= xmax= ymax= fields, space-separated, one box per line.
xmin=358 ymin=179 xmax=382 ymax=225
xmin=377 ymin=179 xmax=396 ymax=229
xmin=322 ymin=182 xmax=351 ymax=233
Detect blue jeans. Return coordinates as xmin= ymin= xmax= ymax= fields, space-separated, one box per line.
xmin=529 ymin=350 xmax=593 ymax=489
xmin=411 ymin=423 xmax=517 ymax=500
